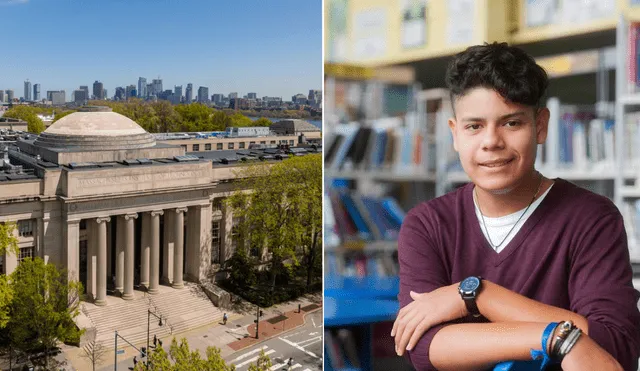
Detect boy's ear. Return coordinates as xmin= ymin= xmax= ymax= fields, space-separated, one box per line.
xmin=535 ymin=107 xmax=549 ymax=144
xmin=448 ymin=117 xmax=459 ymax=152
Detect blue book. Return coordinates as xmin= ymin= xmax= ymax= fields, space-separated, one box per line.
xmin=339 ymin=193 xmax=372 ymax=240
xmin=381 ymin=197 xmax=407 ymax=226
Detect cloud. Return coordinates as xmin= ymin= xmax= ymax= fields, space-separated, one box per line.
xmin=0 ymin=0 xmax=29 ymax=5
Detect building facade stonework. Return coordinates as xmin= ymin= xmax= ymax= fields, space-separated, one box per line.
xmin=0 ymin=107 xmax=277 ymax=306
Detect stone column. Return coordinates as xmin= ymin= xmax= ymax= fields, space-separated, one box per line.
xmin=115 ymin=216 xmax=125 ymax=294
xmin=186 ymin=205 xmax=212 ymax=282
xmin=172 ymin=207 xmax=187 ymax=289
xmin=140 ymin=213 xmax=151 ymax=288
xmin=162 ymin=211 xmax=174 ymax=285
xmin=106 ymin=221 xmax=112 ymax=280
xmin=221 ymin=204 xmax=234 ymax=265
xmin=122 ymin=213 xmax=138 ymax=300
xmin=2 ymin=223 xmax=18 ymax=274
xmin=95 ymin=217 xmax=110 ymax=306
xmin=148 ymin=210 xmax=163 ymax=294
xmin=63 ymin=219 xmax=81 ymax=283
xmin=86 ymin=220 xmax=96 ymax=300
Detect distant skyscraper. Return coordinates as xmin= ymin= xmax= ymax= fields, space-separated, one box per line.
xmin=93 ymin=81 xmax=105 ymax=100
xmin=151 ymin=79 xmax=162 ymax=97
xmin=33 ymin=84 xmax=41 ymax=101
xmin=138 ymin=77 xmax=147 ymax=99
xmin=197 ymin=86 xmax=209 ymax=103
xmin=6 ymin=90 xmax=14 ymax=102
xmin=174 ymin=85 xmax=183 ymax=102
xmin=80 ymin=86 xmax=89 ymax=101
xmin=126 ymin=85 xmax=137 ymax=98
xmin=229 ymin=92 xmax=238 ymax=99
xmin=247 ymin=92 xmax=257 ymax=99
xmin=115 ymin=87 xmax=126 ymax=101
xmin=24 ymin=80 xmax=32 ymax=101
xmin=0 ymin=90 xmax=4 ymax=103
xmin=212 ymin=94 xmax=223 ymax=105
xmin=74 ymin=89 xmax=88 ymax=104
xmin=185 ymin=83 xmax=193 ymax=103
xmin=49 ymin=91 xmax=66 ymax=105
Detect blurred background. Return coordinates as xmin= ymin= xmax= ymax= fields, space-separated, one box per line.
xmin=323 ymin=1 xmax=640 ymax=370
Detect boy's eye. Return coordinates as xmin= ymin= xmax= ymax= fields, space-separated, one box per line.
xmin=466 ymin=124 xmax=481 ymax=131
xmin=505 ymin=121 xmax=520 ymax=127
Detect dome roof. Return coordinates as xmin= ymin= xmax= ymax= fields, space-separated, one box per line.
xmin=33 ymin=109 xmax=156 ymax=151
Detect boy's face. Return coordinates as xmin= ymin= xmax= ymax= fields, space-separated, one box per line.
xmin=448 ymin=87 xmax=549 ymax=194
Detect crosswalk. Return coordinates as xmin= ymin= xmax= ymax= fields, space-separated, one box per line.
xmin=228 ymin=345 xmax=314 ymax=371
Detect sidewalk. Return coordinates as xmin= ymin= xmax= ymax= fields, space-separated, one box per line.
xmin=60 ymin=292 xmax=322 ymax=371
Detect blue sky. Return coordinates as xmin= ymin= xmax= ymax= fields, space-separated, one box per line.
xmin=0 ymin=0 xmax=322 ymax=101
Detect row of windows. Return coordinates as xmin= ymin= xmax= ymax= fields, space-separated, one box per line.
xmin=185 ymin=140 xmax=295 ymax=152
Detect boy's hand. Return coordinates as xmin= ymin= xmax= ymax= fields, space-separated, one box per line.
xmin=391 ymin=283 xmax=467 ymax=355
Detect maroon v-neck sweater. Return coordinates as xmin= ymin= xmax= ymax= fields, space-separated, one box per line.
xmin=398 ymin=179 xmax=640 ymax=371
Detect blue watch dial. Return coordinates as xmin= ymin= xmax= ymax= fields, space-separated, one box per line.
xmin=461 ymin=277 xmax=480 ymax=292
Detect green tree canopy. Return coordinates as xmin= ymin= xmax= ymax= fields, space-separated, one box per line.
xmin=252 ymin=117 xmax=273 ymax=127
xmin=229 ymin=112 xmax=254 ymax=127
xmin=7 ymin=257 xmax=83 ymax=368
xmin=3 ymin=106 xmax=46 ymax=133
xmin=0 ymin=222 xmax=18 ymax=329
xmin=133 ymin=337 xmax=238 ymax=370
xmin=226 ymin=154 xmax=322 ymax=292
xmin=247 ymin=350 xmax=273 ymax=371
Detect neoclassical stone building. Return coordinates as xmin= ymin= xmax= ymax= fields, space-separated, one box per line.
xmin=0 ymin=107 xmax=315 ymax=306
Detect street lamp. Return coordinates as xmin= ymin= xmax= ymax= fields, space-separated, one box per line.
xmin=114 ymin=331 xmax=144 ymax=371
xmin=147 ymin=309 xmax=164 ymax=368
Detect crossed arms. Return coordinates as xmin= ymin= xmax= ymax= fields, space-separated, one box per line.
xmin=395 ymin=210 xmax=640 ymax=371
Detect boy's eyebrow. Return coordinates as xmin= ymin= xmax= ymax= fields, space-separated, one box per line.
xmin=460 ymin=111 xmax=527 ymax=123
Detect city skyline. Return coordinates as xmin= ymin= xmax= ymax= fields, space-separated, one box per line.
xmin=2 ymin=0 xmax=321 ymax=100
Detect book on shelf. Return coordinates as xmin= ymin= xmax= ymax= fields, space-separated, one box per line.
xmin=554 ymin=111 xmax=616 ymax=169
xmin=325 ymin=328 xmax=362 ymax=370
xmin=327 ymin=190 xmax=406 ymax=244
xmin=624 ymin=111 xmax=640 ymax=170
xmin=329 ymin=251 xmax=399 ymax=278
xmin=325 ymin=117 xmax=431 ymax=176
xmin=628 ymin=22 xmax=640 ymax=94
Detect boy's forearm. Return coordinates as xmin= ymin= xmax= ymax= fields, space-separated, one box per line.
xmin=477 ymin=280 xmax=589 ymax=334
xmin=429 ymin=322 xmax=545 ymax=371
xmin=429 ymin=322 xmax=622 ymax=371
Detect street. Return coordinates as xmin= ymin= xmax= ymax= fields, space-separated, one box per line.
xmin=225 ymin=310 xmax=323 ymax=371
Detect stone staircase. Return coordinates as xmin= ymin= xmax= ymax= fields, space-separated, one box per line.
xmin=81 ymin=282 xmax=224 ymax=349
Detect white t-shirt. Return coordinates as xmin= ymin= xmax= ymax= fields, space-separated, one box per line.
xmin=474 ymin=183 xmax=554 ymax=253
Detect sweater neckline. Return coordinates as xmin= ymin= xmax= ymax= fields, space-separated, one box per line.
xmin=464 ymin=177 xmax=566 ymax=266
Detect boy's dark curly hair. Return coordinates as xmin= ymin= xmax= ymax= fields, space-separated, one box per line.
xmin=445 ymin=42 xmax=548 ymax=110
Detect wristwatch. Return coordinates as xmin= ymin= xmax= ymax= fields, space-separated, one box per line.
xmin=459 ymin=276 xmax=483 ymax=318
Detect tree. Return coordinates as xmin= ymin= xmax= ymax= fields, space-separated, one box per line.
xmin=252 ymin=117 xmax=272 ymax=127
xmin=152 ymin=100 xmax=181 ymax=133
xmin=0 ymin=222 xmax=18 ymax=329
xmin=79 ymin=335 xmax=107 ymax=371
xmin=229 ymin=112 xmax=253 ymax=127
xmin=133 ymin=337 xmax=237 ymax=370
xmin=3 ymin=106 xmax=45 ymax=133
xmin=227 ymin=154 xmax=322 ymax=293
xmin=7 ymin=257 xmax=83 ymax=369
xmin=247 ymin=349 xmax=272 ymax=371
xmin=211 ymin=110 xmax=232 ymax=131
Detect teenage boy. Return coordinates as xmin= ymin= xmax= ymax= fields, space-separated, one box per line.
xmin=392 ymin=42 xmax=640 ymax=371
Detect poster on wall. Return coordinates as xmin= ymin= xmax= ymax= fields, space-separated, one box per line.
xmin=327 ymin=0 xmax=349 ymax=62
xmin=447 ymin=0 xmax=474 ymax=45
xmin=401 ymin=0 xmax=427 ymax=49
xmin=352 ymin=8 xmax=387 ymax=60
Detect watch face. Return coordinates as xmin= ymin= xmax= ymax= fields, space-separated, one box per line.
xmin=460 ymin=277 xmax=480 ymax=292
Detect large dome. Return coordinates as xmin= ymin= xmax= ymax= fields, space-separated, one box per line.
xmin=33 ymin=107 xmax=156 ymax=151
